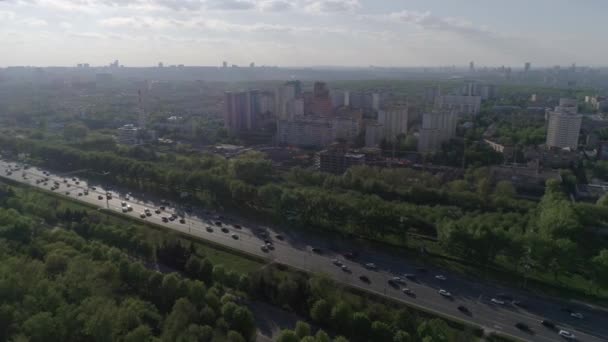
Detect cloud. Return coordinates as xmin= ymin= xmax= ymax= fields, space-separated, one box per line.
xmin=258 ymin=0 xmax=292 ymax=12
xmin=99 ymin=16 xmax=176 ymax=29
xmin=306 ymin=0 xmax=360 ymax=13
xmin=388 ymin=10 xmax=493 ymax=40
xmin=206 ymin=0 xmax=255 ymax=10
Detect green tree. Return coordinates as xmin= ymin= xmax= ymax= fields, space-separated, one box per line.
xmin=310 ymin=299 xmax=331 ymax=324
xmin=227 ymin=330 xmax=246 ymax=342
xmin=315 ymin=330 xmax=331 ymax=342
xmin=123 ymin=325 xmax=154 ymax=342
xmin=295 ymin=321 xmax=311 ymax=339
xmin=22 ymin=312 xmax=60 ymax=342
xmin=351 ymin=312 xmax=371 ymax=340
xmin=393 ymin=330 xmax=411 ymax=342
xmin=162 ymin=298 xmax=198 ymax=342
xmin=592 ymin=250 xmax=608 ymax=291
xmin=330 ymin=302 xmax=352 ymax=333
xmin=371 ymin=321 xmax=392 ymax=342
xmin=276 ymin=329 xmax=299 ymax=342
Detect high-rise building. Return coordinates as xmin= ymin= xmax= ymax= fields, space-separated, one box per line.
xmin=424 ymin=85 xmax=441 ymax=104
xmin=117 ymin=124 xmax=140 ymax=145
xmin=137 ymin=90 xmax=147 ymax=128
xmin=158 ymin=62 xmax=164 ymax=68
xmin=277 ymin=117 xmax=333 ymax=148
xmin=378 ymin=107 xmax=409 ymax=142
xmin=365 ymin=123 xmax=384 ymax=147
xmin=418 ymin=111 xmax=458 ymax=153
xmin=311 ymin=82 xmax=333 ymax=116
xmin=546 ymin=100 xmax=582 ymax=149
xmin=524 ymin=62 xmax=531 ymax=73
xmin=331 ymin=90 xmax=347 ymax=108
xmin=224 ymin=90 xmax=259 ymax=133
xmin=469 ymin=61 xmax=475 ymax=72
xmin=222 ymin=61 xmax=228 ymax=68
xmin=275 ymin=81 xmax=302 ymax=120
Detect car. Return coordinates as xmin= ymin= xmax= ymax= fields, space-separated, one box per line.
xmin=387 ymin=279 xmax=399 ymax=288
xmin=275 ymin=234 xmax=284 ymax=240
xmin=169 ymin=217 xmax=175 ymax=222
xmin=496 ymin=293 xmax=514 ymax=301
xmin=140 ymin=213 xmax=146 ymax=219
xmin=541 ymin=320 xmax=556 ymax=329
xmin=365 ymin=263 xmax=377 ymax=270
xmin=491 ymin=298 xmax=505 ymax=305
xmin=106 ymin=194 xmax=112 ymax=199
xmin=121 ymin=201 xmax=127 ymax=207
xmin=63 ymin=179 xmax=67 ymax=183
xmin=233 ymin=224 xmax=241 ymax=229
xmin=65 ymin=191 xmax=70 ymax=195
xmin=122 ymin=208 xmax=128 ymax=213
xmin=162 ymin=217 xmax=169 ymax=223
xmin=264 ymin=239 xmax=273 ymax=245
xmin=402 ymin=287 xmax=414 ymax=296
xmin=359 ymin=275 xmax=370 ymax=283
xmin=91 ymin=187 xmax=96 ymax=190
xmin=127 ymin=205 xmax=133 ymax=212
xmin=392 ymin=276 xmax=406 ymax=285
xmin=75 ymin=181 xmax=80 ymax=185
xmin=179 ymin=218 xmax=186 ymax=224
xmin=515 ymin=322 xmax=530 ymax=332
xmin=435 ymin=275 xmax=447 ymax=281
xmin=438 ymin=289 xmax=452 ymax=298
xmin=66 ymin=184 xmax=71 ymax=188
xmin=206 ymin=227 xmax=214 ymax=233
xmin=404 ymin=274 xmax=417 ymax=281
xmin=155 ymin=209 xmax=161 ymax=214
xmin=570 ymin=312 xmax=584 ymax=319
xmin=558 ymin=330 xmax=575 ymax=340
xmin=221 ymin=227 xmax=229 ymax=233
xmin=231 ymin=234 xmax=239 ymax=240
xmin=159 ymin=206 xmax=165 ymax=210
xmin=311 ymin=247 xmax=322 ymax=254
xmin=146 ymin=212 xmax=152 ymax=217
xmin=341 ymin=265 xmax=351 ymax=273
xmin=332 ymin=259 xmax=343 ymax=266
xmin=124 ymin=195 xmax=130 ymax=200
xmin=84 ymin=191 xmax=89 ymax=195
xmin=457 ymin=305 xmax=470 ymax=314
xmin=214 ymin=221 xmax=223 ymax=226
xmin=78 ymin=193 xmax=83 ymax=197
xmin=261 ymin=245 xmax=269 ymax=252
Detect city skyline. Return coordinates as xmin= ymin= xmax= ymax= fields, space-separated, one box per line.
xmin=1 ymin=0 xmax=607 ymax=67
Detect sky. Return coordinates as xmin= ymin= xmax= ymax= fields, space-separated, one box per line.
xmin=0 ymin=0 xmax=607 ymax=67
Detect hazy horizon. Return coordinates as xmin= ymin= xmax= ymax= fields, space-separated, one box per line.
xmin=1 ymin=0 xmax=607 ymax=68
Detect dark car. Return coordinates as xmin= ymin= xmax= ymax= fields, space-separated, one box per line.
xmin=359 ymin=275 xmax=370 ymax=283
xmin=162 ymin=217 xmax=169 ymax=223
xmin=515 ymin=322 xmax=531 ymax=332
xmin=221 ymin=227 xmax=229 ymax=233
xmin=275 ymin=234 xmax=284 ymax=240
xmin=457 ymin=306 xmax=470 ymax=315
xmin=387 ymin=279 xmax=399 ymax=288
xmin=233 ymin=224 xmax=242 ymax=229
xmin=496 ymin=293 xmax=514 ymax=301
xmin=541 ymin=320 xmax=556 ymax=329
xmin=311 ymin=247 xmax=322 ymax=254
xmin=214 ymin=221 xmax=223 ymax=226
xmin=206 ymin=227 xmax=214 ymax=233
xmin=404 ymin=274 xmax=417 ymax=281
xmin=179 ymin=218 xmax=186 ymax=224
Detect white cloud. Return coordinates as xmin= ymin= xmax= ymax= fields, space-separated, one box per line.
xmin=258 ymin=0 xmax=292 ymax=12
xmin=306 ymin=0 xmax=361 ymax=13
xmin=388 ymin=10 xmax=492 ymax=39
xmin=99 ymin=16 xmax=176 ymax=29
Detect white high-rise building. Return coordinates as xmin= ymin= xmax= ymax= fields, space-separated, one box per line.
xmin=417 ymin=111 xmax=458 ymax=153
xmin=546 ymin=105 xmax=582 ymax=150
xmin=378 ymin=107 xmax=409 ymax=142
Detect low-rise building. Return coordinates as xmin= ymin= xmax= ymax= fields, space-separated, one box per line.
xmin=117 ymin=124 xmax=139 ymax=145
xmin=318 ymin=149 xmax=366 ymax=174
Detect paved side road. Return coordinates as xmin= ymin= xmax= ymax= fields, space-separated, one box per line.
xmin=2 ymin=160 xmax=607 ymax=342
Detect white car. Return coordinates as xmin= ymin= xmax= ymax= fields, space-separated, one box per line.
xmin=435 ymin=275 xmax=447 ymax=281
xmin=438 ymin=289 xmax=452 ymax=297
xmin=570 ymin=312 xmax=584 ymax=319
xmin=121 ymin=201 xmax=127 ymax=207
xmin=332 ymin=259 xmax=343 ymax=266
xmin=558 ymin=330 xmax=575 ymax=340
xmin=365 ymin=263 xmax=377 ymax=270
xmin=491 ymin=298 xmax=505 ymax=305
xmin=402 ymin=287 xmax=413 ymax=295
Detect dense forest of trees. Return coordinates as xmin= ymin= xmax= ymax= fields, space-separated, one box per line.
xmin=2 ymin=134 xmax=608 ymax=298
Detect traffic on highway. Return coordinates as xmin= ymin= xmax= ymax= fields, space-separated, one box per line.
xmin=2 ymin=159 xmax=607 ymax=342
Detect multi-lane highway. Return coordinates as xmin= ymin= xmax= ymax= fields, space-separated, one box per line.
xmin=2 ymin=159 xmax=607 ymax=342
